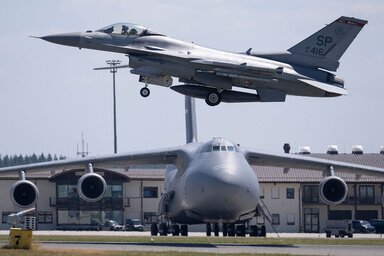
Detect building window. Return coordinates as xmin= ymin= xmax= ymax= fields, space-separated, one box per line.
xmin=287 ymin=213 xmax=295 ymax=225
xmin=271 ymin=188 xmax=279 ymax=199
xmin=2 ymin=211 xmax=14 ymax=224
xmin=359 ymin=185 xmax=374 ymax=204
xmin=271 ymin=214 xmax=280 ymax=225
xmin=302 ymin=185 xmax=319 ymax=203
xmin=259 ymin=187 xmax=264 ymax=199
xmin=286 ymin=188 xmax=295 ymax=199
xmin=38 ymin=212 xmax=53 ymax=224
xmin=143 ymin=187 xmax=158 ymax=198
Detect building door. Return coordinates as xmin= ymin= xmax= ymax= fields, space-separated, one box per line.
xmin=304 ymin=208 xmax=319 ymax=233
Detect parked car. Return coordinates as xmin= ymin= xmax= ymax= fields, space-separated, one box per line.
xmin=352 ymin=220 xmax=375 ymax=233
xmin=369 ymin=219 xmax=384 ymax=234
xmin=101 ymin=220 xmax=125 ymax=231
xmin=125 ymin=219 xmax=144 ymax=231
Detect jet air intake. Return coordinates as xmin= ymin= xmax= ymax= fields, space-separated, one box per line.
xmin=10 ymin=171 xmax=39 ymax=208
xmin=77 ymin=164 xmax=107 ymax=202
xmin=319 ymin=176 xmax=348 ymax=205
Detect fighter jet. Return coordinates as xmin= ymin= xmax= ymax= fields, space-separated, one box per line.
xmin=1 ymin=97 xmax=384 ymax=236
xmin=38 ymin=16 xmax=366 ymax=106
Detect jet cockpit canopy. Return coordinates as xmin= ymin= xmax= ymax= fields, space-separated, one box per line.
xmin=96 ymin=23 xmax=164 ymax=37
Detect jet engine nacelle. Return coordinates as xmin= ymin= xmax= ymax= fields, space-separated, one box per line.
xmin=77 ymin=172 xmax=107 ymax=202
xmin=10 ymin=179 xmax=39 ymax=208
xmin=319 ymin=176 xmax=348 ymax=205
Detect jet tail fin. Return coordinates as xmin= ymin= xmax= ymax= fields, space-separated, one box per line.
xmin=287 ymin=16 xmax=367 ymax=71
xmin=185 ymin=96 xmax=198 ymax=144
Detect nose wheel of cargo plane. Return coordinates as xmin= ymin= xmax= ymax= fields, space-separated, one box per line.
xmin=140 ymin=87 xmax=150 ymax=97
xmin=205 ymin=91 xmax=222 ymax=106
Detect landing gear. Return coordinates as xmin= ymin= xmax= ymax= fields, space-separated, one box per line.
xmin=140 ymin=87 xmax=150 ymax=97
xmin=151 ymin=223 xmax=188 ymax=236
xmin=180 ymin=224 xmax=188 ymax=236
xmin=213 ymin=223 xmax=219 ymax=237
xmin=205 ymin=91 xmax=222 ymax=106
xmin=206 ymin=223 xmax=212 ymax=236
xmin=171 ymin=224 xmax=180 ymax=236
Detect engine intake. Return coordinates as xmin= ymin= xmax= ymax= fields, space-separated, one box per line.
xmin=319 ymin=176 xmax=348 ymax=205
xmin=77 ymin=172 xmax=106 ymax=202
xmin=10 ymin=178 xmax=39 ymax=208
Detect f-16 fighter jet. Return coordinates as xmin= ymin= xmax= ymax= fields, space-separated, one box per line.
xmin=39 ymin=16 xmax=367 ymax=106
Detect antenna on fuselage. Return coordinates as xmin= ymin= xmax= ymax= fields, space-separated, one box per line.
xmin=185 ymin=96 xmax=198 ymax=143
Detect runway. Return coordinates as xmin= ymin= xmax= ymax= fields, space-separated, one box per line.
xmin=39 ymin=241 xmax=384 ymax=255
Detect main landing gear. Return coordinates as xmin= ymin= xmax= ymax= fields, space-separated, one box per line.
xmin=140 ymin=87 xmax=150 ymax=97
xmin=151 ymin=223 xmax=189 ymax=236
xmin=205 ymin=90 xmax=223 ymax=106
xmin=150 ymin=222 xmax=266 ymax=237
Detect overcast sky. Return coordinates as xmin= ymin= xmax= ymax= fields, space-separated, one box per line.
xmin=0 ymin=0 xmax=383 ymax=158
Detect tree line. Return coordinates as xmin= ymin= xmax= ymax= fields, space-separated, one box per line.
xmin=0 ymin=153 xmax=66 ymax=167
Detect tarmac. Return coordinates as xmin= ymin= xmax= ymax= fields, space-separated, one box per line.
xmin=1 ymin=231 xmax=384 ymax=255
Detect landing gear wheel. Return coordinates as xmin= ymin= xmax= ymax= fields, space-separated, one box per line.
xmin=213 ymin=223 xmax=219 ymax=237
xmin=181 ymin=224 xmax=188 ymax=236
xmin=222 ymin=223 xmax=228 ymax=237
xmin=159 ymin=223 xmax=168 ymax=236
xmin=140 ymin=87 xmax=150 ymax=97
xmin=150 ymin=223 xmax=158 ymax=236
xmin=172 ymin=224 xmax=180 ymax=236
xmin=205 ymin=91 xmax=222 ymax=106
xmin=206 ymin=223 xmax=212 ymax=236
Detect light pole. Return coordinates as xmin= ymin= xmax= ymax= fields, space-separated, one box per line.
xmin=94 ymin=60 xmax=127 ymax=154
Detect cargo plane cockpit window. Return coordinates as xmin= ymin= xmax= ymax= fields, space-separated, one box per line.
xmin=211 ymin=144 xmax=237 ymax=152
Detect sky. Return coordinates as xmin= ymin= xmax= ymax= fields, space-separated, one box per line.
xmin=0 ymin=0 xmax=383 ymax=158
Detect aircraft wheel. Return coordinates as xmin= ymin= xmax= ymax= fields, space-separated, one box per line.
xmin=159 ymin=223 xmax=168 ymax=236
xmin=214 ymin=223 xmax=219 ymax=237
xmin=222 ymin=223 xmax=228 ymax=237
xmin=140 ymin=87 xmax=150 ymax=97
xmin=181 ymin=224 xmax=188 ymax=236
xmin=228 ymin=224 xmax=236 ymax=237
xmin=206 ymin=223 xmax=212 ymax=236
xmin=205 ymin=91 xmax=222 ymax=106
xmin=150 ymin=223 xmax=158 ymax=236
xmin=172 ymin=224 xmax=180 ymax=236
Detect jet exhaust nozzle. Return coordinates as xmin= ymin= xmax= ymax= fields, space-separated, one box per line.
xmin=319 ymin=176 xmax=348 ymax=205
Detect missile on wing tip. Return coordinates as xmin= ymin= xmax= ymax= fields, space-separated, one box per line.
xmin=171 ymin=84 xmax=262 ymax=103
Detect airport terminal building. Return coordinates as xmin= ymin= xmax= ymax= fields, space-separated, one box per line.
xmin=1 ymin=148 xmax=384 ymax=233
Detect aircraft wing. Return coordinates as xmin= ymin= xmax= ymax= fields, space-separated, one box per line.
xmin=0 ymin=147 xmax=183 ymax=174
xmin=243 ymin=149 xmax=384 ymax=176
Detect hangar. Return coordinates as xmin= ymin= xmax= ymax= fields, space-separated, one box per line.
xmin=0 ymin=147 xmax=383 ymax=233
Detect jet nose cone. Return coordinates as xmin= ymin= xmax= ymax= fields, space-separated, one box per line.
xmin=41 ymin=32 xmax=81 ymax=47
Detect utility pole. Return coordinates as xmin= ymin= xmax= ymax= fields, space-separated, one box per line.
xmin=94 ymin=60 xmax=128 ymax=154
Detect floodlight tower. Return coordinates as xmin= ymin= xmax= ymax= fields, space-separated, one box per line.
xmin=94 ymin=60 xmax=127 ymax=154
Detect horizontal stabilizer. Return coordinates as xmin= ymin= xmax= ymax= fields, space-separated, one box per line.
xmin=299 ymin=79 xmax=347 ymax=97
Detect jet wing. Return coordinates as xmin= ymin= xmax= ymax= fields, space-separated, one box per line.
xmin=243 ymin=149 xmax=384 ymax=176
xmin=0 ymin=147 xmax=182 ymax=174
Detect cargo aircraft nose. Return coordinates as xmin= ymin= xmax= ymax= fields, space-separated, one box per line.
xmin=185 ymin=163 xmax=259 ymax=222
xmin=40 ymin=32 xmax=81 ymax=47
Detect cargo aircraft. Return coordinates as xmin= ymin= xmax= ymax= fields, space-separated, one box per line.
xmin=1 ymin=97 xmax=384 ymax=236
xmin=38 ymin=16 xmax=367 ymax=106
